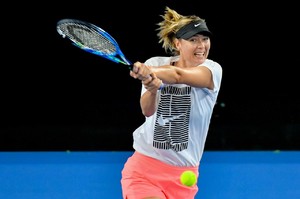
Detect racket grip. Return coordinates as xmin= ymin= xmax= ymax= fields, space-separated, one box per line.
xmin=128 ymin=65 xmax=133 ymax=70
xmin=130 ymin=65 xmax=164 ymax=90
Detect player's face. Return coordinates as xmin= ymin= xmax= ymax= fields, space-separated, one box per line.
xmin=177 ymin=34 xmax=211 ymax=66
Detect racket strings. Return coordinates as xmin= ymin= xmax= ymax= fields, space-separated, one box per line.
xmin=58 ymin=23 xmax=117 ymax=54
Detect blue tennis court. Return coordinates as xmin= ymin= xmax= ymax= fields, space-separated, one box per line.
xmin=0 ymin=151 xmax=299 ymax=199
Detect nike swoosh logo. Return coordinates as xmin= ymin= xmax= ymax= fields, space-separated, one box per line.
xmin=157 ymin=114 xmax=183 ymax=126
xmin=194 ymin=23 xmax=201 ymax=27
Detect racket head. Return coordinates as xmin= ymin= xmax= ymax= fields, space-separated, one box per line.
xmin=56 ymin=19 xmax=131 ymax=65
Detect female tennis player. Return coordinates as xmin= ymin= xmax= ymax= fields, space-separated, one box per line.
xmin=121 ymin=6 xmax=223 ymax=199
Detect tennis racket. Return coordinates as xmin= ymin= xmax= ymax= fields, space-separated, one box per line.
xmin=56 ymin=18 xmax=133 ymax=69
xmin=56 ymin=18 xmax=164 ymax=89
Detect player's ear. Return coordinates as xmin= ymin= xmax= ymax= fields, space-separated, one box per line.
xmin=174 ymin=38 xmax=181 ymax=50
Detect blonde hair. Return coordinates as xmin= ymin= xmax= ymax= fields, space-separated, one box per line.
xmin=156 ymin=7 xmax=205 ymax=55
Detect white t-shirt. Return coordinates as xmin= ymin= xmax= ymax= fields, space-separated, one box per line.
xmin=133 ymin=56 xmax=223 ymax=167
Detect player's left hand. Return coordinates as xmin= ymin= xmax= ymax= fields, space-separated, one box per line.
xmin=142 ymin=73 xmax=162 ymax=94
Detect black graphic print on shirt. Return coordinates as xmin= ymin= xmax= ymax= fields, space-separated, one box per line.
xmin=153 ymin=85 xmax=191 ymax=152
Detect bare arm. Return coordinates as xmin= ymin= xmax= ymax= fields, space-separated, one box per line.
xmin=139 ymin=73 xmax=161 ymax=117
xmin=151 ymin=65 xmax=214 ymax=90
xmin=129 ymin=63 xmax=162 ymax=117
xmin=130 ymin=62 xmax=214 ymax=117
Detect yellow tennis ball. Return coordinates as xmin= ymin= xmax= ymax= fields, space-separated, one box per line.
xmin=180 ymin=170 xmax=197 ymax=187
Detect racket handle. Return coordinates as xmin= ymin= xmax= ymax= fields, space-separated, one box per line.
xmin=128 ymin=65 xmax=133 ymax=70
xmin=130 ymin=64 xmax=164 ymax=90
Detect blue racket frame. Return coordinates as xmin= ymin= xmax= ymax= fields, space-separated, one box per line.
xmin=57 ymin=19 xmax=132 ymax=67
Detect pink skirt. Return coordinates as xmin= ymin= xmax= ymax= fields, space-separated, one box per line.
xmin=121 ymin=151 xmax=199 ymax=199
